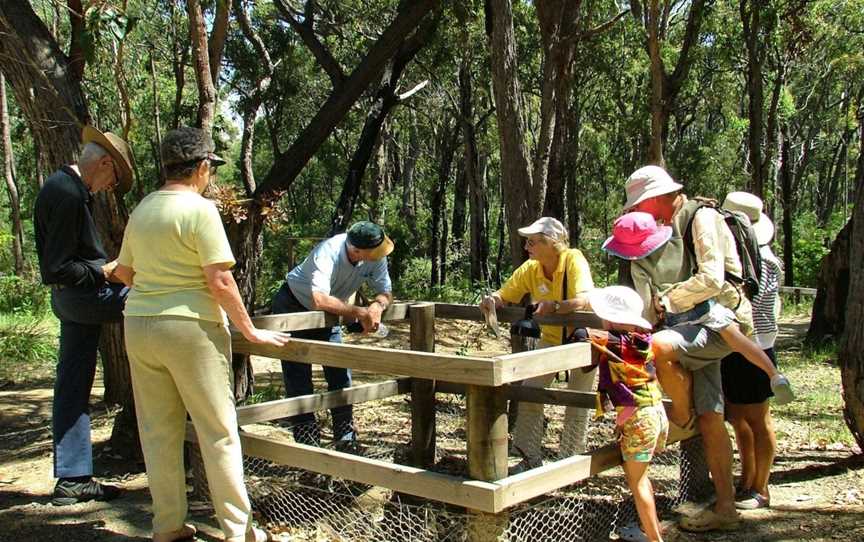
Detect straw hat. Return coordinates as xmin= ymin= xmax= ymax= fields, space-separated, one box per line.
xmin=82 ymin=125 xmax=135 ymax=194
xmin=347 ymin=221 xmax=395 ymax=261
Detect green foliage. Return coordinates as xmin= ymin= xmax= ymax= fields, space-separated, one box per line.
xmin=0 ymin=276 xmax=49 ymax=315
xmin=0 ymin=312 xmax=57 ymax=382
xmin=790 ymin=211 xmax=847 ymax=287
xmin=773 ymin=340 xmax=854 ymax=448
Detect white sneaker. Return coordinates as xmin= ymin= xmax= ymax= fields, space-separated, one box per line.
xmin=770 ymin=373 xmax=795 ymax=405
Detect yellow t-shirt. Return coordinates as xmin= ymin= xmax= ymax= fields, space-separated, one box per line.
xmin=118 ymin=190 xmax=235 ymax=323
xmin=498 ymin=248 xmax=594 ymax=345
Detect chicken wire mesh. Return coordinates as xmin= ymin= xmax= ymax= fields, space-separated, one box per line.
xmin=189 ymin=389 xmax=712 ymax=541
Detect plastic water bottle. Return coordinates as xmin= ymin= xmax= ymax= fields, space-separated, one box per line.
xmin=345 ymin=321 xmax=389 ymax=338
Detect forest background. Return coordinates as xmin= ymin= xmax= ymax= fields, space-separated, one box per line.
xmin=0 ymin=0 xmax=863 ymax=452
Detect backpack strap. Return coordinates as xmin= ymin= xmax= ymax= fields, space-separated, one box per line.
xmin=682 ymin=200 xmax=750 ymax=308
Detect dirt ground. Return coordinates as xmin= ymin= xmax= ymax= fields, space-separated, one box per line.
xmin=0 ymin=318 xmax=862 ymax=542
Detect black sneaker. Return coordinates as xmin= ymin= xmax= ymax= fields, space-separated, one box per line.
xmin=52 ymin=477 xmax=122 ymax=506
xmin=333 ymin=439 xmax=362 ymax=455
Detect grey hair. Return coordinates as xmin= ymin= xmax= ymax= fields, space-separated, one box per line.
xmin=549 ymin=236 xmax=569 ymax=253
xmin=79 ymin=142 xmax=109 ymax=167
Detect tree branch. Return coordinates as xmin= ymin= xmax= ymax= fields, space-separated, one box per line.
xmin=274 ymin=0 xmax=345 ymax=88
xmin=187 ymin=0 xmax=216 ymax=132
xmin=208 ymin=0 xmax=231 ymax=87
xmin=255 ymin=0 xmax=439 ymax=200
xmin=67 ymin=0 xmax=86 ymax=83
xmin=577 ymin=9 xmax=631 ymax=42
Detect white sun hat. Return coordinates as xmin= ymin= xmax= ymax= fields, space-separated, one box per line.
xmin=517 ymin=216 xmax=569 ymax=243
xmin=623 ymin=165 xmax=684 ymax=210
xmin=588 ymin=286 xmax=653 ymax=330
xmin=722 ymin=191 xmax=775 ymax=246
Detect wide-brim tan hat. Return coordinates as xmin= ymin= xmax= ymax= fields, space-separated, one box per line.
xmin=365 ymin=235 xmax=395 ymax=261
xmin=623 ymin=165 xmax=683 ymax=210
xmin=82 ymin=125 xmax=135 ymax=194
xmin=722 ymin=191 xmax=774 ymax=245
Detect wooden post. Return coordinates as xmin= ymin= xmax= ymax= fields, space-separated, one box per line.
xmin=410 ymin=302 xmax=436 ymax=467
xmin=466 ymin=384 xmax=509 ymax=540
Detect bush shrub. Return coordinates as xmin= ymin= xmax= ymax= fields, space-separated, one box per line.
xmin=0 ymin=275 xmax=49 ymax=314
xmin=0 ymin=313 xmax=57 ymax=382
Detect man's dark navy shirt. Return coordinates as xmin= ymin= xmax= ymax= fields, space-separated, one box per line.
xmin=34 ymin=166 xmax=107 ymax=288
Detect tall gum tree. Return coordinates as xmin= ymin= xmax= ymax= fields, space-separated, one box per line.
xmin=0 ymin=0 xmax=139 ymax=455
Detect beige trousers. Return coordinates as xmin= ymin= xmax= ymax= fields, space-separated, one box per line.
xmin=125 ymin=316 xmax=252 ymax=542
xmin=511 ymin=341 xmax=597 ymax=462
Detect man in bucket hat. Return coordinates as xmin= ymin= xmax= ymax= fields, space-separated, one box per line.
xmin=621 ymin=165 xmax=750 ymax=533
xmin=34 ymin=125 xmax=135 ymax=505
xmin=270 ymin=221 xmax=394 ymax=451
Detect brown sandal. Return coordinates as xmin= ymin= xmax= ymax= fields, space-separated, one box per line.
xmin=679 ymin=508 xmax=740 ymax=532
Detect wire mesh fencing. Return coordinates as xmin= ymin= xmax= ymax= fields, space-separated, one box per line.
xmin=189 ymin=388 xmax=712 ymax=541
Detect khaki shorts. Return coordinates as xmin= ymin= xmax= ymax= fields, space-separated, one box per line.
xmin=653 ymin=325 xmax=732 ymax=416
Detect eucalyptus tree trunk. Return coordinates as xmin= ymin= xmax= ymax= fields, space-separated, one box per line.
xmin=0 ymin=73 xmax=24 ymax=275
xmin=0 ymin=0 xmax=138 ymax=456
xmin=741 ymin=0 xmax=765 ymax=197
xmin=632 ymin=0 xmax=706 ymax=167
xmin=486 ymin=0 xmax=537 ymax=266
xmin=187 ymin=0 xmax=217 ymax=133
xmin=839 ymin=101 xmax=864 ymax=450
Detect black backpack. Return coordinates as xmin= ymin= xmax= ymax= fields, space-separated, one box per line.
xmin=683 ymin=198 xmax=763 ymax=300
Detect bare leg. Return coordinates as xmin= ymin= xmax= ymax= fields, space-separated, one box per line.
xmin=623 ymin=460 xmax=664 ymax=542
xmin=699 ymin=411 xmax=737 ymax=516
xmin=726 ymin=403 xmax=756 ymax=491
xmin=651 ymin=337 xmax=693 ymax=427
xmin=733 ymin=401 xmax=775 ymax=499
xmin=718 ymin=325 xmax=778 ymax=379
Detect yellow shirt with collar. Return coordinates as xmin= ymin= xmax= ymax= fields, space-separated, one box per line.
xmin=498 ymin=248 xmax=594 ymax=345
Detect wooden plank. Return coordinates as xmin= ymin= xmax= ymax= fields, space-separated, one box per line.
xmin=779 ymin=286 xmax=817 ymax=296
xmin=250 ymin=311 xmax=333 ymax=332
xmin=410 ymin=303 xmax=437 ymax=468
xmin=494 ymin=414 xmax=699 ymax=510
xmin=495 ymin=342 xmax=593 ymax=384
xmin=434 ymin=303 xmax=601 ymax=327
xmin=237 ymin=431 xmax=500 ymax=513
xmin=233 ymin=335 xmax=500 ymax=385
xmin=249 ymin=303 xmax=411 ymax=333
xmin=496 ymin=443 xmax=621 ymax=508
xmin=236 ymin=379 xmax=412 ymax=425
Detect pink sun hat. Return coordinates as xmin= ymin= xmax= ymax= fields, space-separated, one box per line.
xmin=602 ymin=212 xmax=673 ymax=260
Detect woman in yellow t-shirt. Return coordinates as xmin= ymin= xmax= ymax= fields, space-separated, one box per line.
xmin=114 ymin=128 xmax=288 ymax=542
xmin=479 ymin=217 xmax=595 ymax=474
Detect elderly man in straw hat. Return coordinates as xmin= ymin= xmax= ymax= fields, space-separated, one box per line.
xmin=34 ymin=126 xmax=135 ymax=505
xmin=620 ymin=165 xmax=748 ymax=532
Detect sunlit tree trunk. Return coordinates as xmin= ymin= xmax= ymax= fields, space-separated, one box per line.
xmin=0 ymin=72 xmax=24 ymax=275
